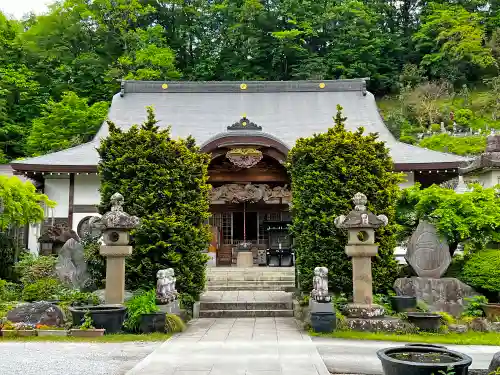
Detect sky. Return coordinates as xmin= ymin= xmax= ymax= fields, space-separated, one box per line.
xmin=1 ymin=0 xmax=50 ymax=19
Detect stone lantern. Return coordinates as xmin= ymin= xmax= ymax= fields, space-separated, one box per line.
xmin=91 ymin=193 xmax=140 ymax=304
xmin=335 ymin=192 xmax=388 ymax=318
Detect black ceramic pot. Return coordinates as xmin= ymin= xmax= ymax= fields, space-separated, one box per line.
xmin=310 ymin=311 xmax=336 ymax=333
xmin=69 ymin=305 xmax=127 ymax=334
xmin=139 ymin=312 xmax=166 ymax=333
xmin=390 ymin=296 xmax=417 ymax=312
xmin=406 ymin=312 xmax=442 ymax=332
xmin=377 ymin=346 xmax=472 ymax=375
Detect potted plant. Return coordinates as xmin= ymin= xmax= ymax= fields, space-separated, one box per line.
xmin=389 ymin=290 xmax=417 ymax=313
xmin=70 ymin=312 xmax=105 ymax=337
xmin=377 ymin=345 xmax=472 ymax=375
xmin=35 ymin=324 xmax=68 ymax=337
xmin=125 ymin=290 xmax=165 ymax=333
xmin=2 ymin=322 xmax=36 ymax=337
xmin=68 ymin=304 xmax=126 ymax=334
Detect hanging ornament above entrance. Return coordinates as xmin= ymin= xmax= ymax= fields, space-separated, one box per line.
xmin=226 ymin=148 xmax=263 ymax=168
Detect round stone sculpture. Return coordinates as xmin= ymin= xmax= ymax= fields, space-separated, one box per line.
xmin=405 ymin=220 xmax=451 ymax=278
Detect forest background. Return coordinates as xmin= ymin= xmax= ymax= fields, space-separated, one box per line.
xmin=0 ymin=0 xmax=499 ymax=160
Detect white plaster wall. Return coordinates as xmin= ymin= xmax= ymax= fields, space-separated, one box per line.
xmin=44 ymin=177 xmax=70 ymax=217
xmin=74 ymin=174 xmax=101 ymax=205
xmin=399 ymin=172 xmax=415 ymax=189
xmin=27 ymin=223 xmax=41 ymax=254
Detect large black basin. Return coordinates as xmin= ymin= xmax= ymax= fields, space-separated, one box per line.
xmin=407 ymin=312 xmax=442 ymax=332
xmin=390 ymin=296 xmax=417 ymax=312
xmin=69 ymin=305 xmax=127 ymax=334
xmin=377 ymin=346 xmax=472 ymax=375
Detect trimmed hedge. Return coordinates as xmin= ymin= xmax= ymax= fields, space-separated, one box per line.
xmin=287 ymin=105 xmax=401 ymax=295
xmin=461 ymin=249 xmax=500 ymax=295
xmin=97 ymin=107 xmax=211 ymax=306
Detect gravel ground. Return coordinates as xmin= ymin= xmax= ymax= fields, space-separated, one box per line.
xmin=0 ymin=341 xmax=160 ymax=375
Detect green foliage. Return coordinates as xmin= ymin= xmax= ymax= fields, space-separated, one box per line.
xmin=397 ymin=184 xmax=500 ymax=253
xmin=25 ymin=91 xmax=108 ymax=156
xmin=15 ymin=253 xmax=57 ymax=284
xmin=438 ymin=311 xmax=457 ymax=325
xmin=0 ymin=176 xmax=55 ymax=230
xmin=81 ymin=233 xmax=105 ymax=290
xmin=0 ymin=302 xmax=15 ymax=318
xmin=124 ymin=289 xmax=159 ymax=332
xmin=413 ymin=3 xmax=496 ymax=84
xmin=0 ymin=279 xmax=20 ymax=301
xmin=461 ymin=249 xmax=500 ymax=293
xmin=373 ymin=294 xmax=395 ymax=316
xmin=419 ymin=134 xmax=486 ymax=155
xmin=462 ymin=295 xmax=488 ymax=317
xmin=416 ymin=300 xmax=430 ymax=312
xmin=97 ymin=107 xmax=211 ymax=301
xmin=0 ymin=232 xmax=19 ymax=280
xmin=21 ymin=277 xmax=63 ymax=302
xmin=80 ymin=312 xmax=95 ymax=330
xmin=55 ymin=289 xmax=100 ymax=306
xmin=165 ymin=314 xmax=186 ymax=334
xmin=287 ymin=105 xmax=401 ymax=295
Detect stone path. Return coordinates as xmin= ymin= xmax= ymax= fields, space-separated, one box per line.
xmin=126 ymin=318 xmax=330 ymax=375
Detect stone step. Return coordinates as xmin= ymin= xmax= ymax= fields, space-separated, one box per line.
xmin=207 ymin=275 xmax=295 ymax=282
xmin=207 ymin=285 xmax=295 ymax=291
xmin=207 ymin=280 xmax=295 ymax=286
xmin=200 ymin=301 xmax=293 ymax=311
xmin=199 ymin=309 xmax=294 ymax=318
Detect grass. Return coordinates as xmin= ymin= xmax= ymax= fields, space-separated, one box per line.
xmin=0 ymin=332 xmax=172 ymax=343
xmin=311 ymin=330 xmax=500 ymax=346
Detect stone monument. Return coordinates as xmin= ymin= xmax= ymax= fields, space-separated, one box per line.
xmin=335 ymin=193 xmax=407 ymax=331
xmin=310 ymin=266 xmax=335 ymax=333
xmin=55 ymin=238 xmax=89 ymax=289
xmin=394 ymin=220 xmax=477 ymax=316
xmin=91 ymin=193 xmax=140 ymax=304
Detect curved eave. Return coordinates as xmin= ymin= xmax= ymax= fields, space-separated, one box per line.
xmin=393 ymin=161 xmax=465 ymax=172
xmin=11 ymin=164 xmax=98 ymax=174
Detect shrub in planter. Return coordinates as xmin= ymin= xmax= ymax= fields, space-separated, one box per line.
xmin=287 ymin=106 xmax=401 ymax=294
xmin=35 ymin=324 xmax=68 ymax=336
xmin=70 ymin=312 xmax=105 ymax=337
xmin=125 ymin=289 xmax=162 ymax=333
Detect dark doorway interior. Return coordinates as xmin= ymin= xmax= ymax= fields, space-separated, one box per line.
xmin=233 ymin=211 xmax=258 ymax=242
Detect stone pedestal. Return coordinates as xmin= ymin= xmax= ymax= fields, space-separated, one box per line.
xmin=237 ymin=251 xmax=253 ymax=267
xmin=346 ymin=245 xmax=378 ymax=305
xmin=100 ymin=245 xmax=132 ymax=304
xmin=310 ymin=301 xmax=336 ymax=333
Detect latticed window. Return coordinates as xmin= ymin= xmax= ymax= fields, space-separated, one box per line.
xmin=209 ymin=212 xmax=232 ymax=245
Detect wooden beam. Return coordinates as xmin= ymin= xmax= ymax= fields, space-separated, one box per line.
xmin=68 ymin=173 xmax=75 ymax=228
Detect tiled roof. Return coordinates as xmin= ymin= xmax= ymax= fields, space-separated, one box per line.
xmin=11 ymin=79 xmax=469 ymax=170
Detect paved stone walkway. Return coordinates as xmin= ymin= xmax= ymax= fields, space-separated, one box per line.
xmin=126 ymin=318 xmax=330 ymax=375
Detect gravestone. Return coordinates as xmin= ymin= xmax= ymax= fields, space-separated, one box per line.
xmin=405 ymin=220 xmax=451 ymax=278
xmin=7 ymin=301 xmax=65 ymax=327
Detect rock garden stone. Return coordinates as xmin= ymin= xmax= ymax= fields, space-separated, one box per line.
xmin=449 ymin=324 xmax=468 ymax=333
xmin=468 ymin=317 xmax=490 ymax=332
xmin=7 ymin=301 xmax=65 ymax=327
xmin=489 ymin=352 xmax=500 ymax=373
xmin=489 ymin=322 xmax=500 ymax=333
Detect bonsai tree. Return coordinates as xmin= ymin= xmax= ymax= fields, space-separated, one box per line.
xmin=97 ymin=107 xmax=211 ymax=307
xmin=287 ymin=105 xmax=402 ymax=295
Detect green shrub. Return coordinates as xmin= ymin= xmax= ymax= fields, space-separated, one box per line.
xmin=430 ymin=123 xmax=441 ymax=132
xmin=56 ymin=288 xmax=100 ymax=306
xmin=0 ymin=279 xmax=21 ymax=301
xmin=399 ymin=135 xmax=417 ymax=145
xmin=287 ymin=105 xmax=401 ymax=295
xmin=15 ymin=253 xmax=57 ymax=284
xmin=21 ymin=277 xmax=63 ymax=302
xmin=373 ymin=294 xmax=395 ymax=315
xmin=124 ymin=289 xmax=159 ymax=332
xmin=97 ymin=107 xmax=211 ymax=301
xmin=438 ymin=311 xmax=456 ymax=325
xmin=165 ymin=313 xmax=186 ymax=333
xmin=419 ymin=133 xmax=486 ymax=155
xmin=462 ymin=295 xmax=488 ymax=317
xmin=0 ymin=233 xmax=19 ymax=280
xmin=461 ymin=249 xmax=500 ymax=294
xmin=0 ymin=301 xmax=15 ymax=318
xmin=81 ymin=233 xmax=105 ymax=289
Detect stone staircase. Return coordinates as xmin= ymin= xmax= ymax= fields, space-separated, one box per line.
xmin=197 ymin=267 xmax=296 ymax=318
xmin=206 ymin=267 xmax=295 ymax=291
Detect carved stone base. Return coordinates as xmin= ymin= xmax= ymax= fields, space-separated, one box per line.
xmin=344 ymin=303 xmax=385 ymax=318
xmin=345 ymin=317 xmax=410 ymax=332
xmin=237 ymin=251 xmax=254 ymax=267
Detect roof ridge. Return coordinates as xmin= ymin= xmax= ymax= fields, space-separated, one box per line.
xmin=120 ymin=79 xmax=368 ymax=96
